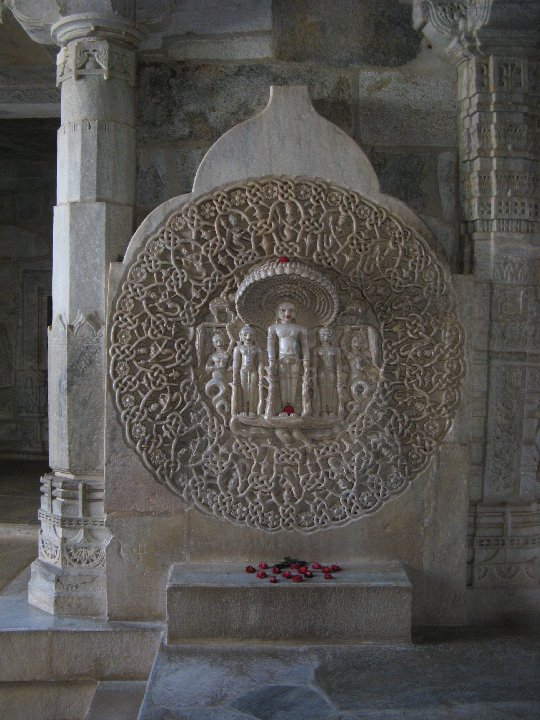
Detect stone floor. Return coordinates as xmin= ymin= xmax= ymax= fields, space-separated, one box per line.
xmin=139 ymin=631 xmax=540 ymax=720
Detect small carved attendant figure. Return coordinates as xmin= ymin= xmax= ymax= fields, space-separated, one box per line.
xmin=266 ymin=302 xmax=310 ymax=416
xmin=313 ymin=327 xmax=343 ymax=416
xmin=347 ymin=333 xmax=369 ymax=403
xmin=205 ymin=331 xmax=229 ymax=375
xmin=204 ymin=331 xmax=231 ymax=420
xmin=232 ymin=326 xmax=263 ymax=416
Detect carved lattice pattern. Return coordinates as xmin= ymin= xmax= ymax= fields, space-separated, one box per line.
xmin=110 ymin=177 xmax=464 ymax=531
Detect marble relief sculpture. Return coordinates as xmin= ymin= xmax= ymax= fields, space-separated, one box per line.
xmin=110 ymin=177 xmax=464 ymax=531
xmin=232 ymin=326 xmax=263 ymax=416
xmin=266 ymin=301 xmax=310 ymax=417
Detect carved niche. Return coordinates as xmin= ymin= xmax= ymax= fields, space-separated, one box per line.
xmin=110 ymin=177 xmax=465 ymax=531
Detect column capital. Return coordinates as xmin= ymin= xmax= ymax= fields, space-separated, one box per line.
xmin=413 ymin=0 xmax=540 ymax=62
xmin=3 ymin=0 xmax=174 ymax=47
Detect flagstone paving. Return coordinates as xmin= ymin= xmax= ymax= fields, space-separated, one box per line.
xmin=138 ymin=628 xmax=540 ymax=720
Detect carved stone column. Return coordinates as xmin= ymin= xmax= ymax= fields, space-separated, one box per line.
xmin=414 ymin=0 xmax=540 ymax=590
xmin=23 ymin=10 xmax=143 ymax=615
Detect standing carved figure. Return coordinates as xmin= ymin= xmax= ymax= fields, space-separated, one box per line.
xmin=266 ymin=301 xmax=310 ymax=416
xmin=347 ymin=333 xmax=369 ymax=403
xmin=313 ymin=327 xmax=343 ymax=416
xmin=232 ymin=326 xmax=263 ymax=416
xmin=204 ymin=330 xmax=230 ymax=420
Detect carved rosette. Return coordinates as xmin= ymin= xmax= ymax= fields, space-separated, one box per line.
xmin=110 ymin=177 xmax=465 ymax=532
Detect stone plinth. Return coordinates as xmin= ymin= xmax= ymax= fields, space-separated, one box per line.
xmin=167 ymin=561 xmax=412 ymax=644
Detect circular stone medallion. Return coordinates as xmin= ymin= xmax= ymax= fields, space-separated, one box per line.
xmin=110 ymin=177 xmax=465 ymax=532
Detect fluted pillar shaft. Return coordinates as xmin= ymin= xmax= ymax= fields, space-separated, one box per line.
xmin=28 ymin=14 xmax=142 ymax=616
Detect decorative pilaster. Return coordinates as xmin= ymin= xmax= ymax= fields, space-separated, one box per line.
xmin=26 ymin=12 xmax=143 ymax=616
xmin=414 ymin=0 xmax=540 ymax=590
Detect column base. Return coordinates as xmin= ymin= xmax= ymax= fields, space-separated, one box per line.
xmin=28 ymin=558 xmax=106 ymax=617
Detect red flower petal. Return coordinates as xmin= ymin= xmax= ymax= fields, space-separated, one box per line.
xmin=245 ymin=565 xmax=256 ymax=573
xmin=258 ymin=562 xmax=268 ymax=569
xmin=277 ymin=256 xmax=289 ymax=263
xmin=292 ymin=574 xmax=303 ymax=582
xmin=269 ymin=576 xmax=278 ymax=583
xmin=312 ymin=562 xmax=322 ymax=570
xmin=290 ymin=563 xmax=299 ymax=570
xmin=305 ymin=571 xmax=313 ymax=578
xmin=322 ymin=566 xmax=331 ymax=574
xmin=256 ymin=570 xmax=267 ymax=579
xmin=324 ymin=573 xmax=333 ymax=580
xmin=272 ymin=566 xmax=281 ymax=574
xmin=283 ymin=405 xmax=295 ymax=415
xmin=283 ymin=571 xmax=292 ymax=579
xmin=331 ymin=564 xmax=341 ymax=572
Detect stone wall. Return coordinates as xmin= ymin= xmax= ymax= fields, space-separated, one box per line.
xmin=0 ymin=118 xmax=55 ymax=458
xmin=135 ymin=0 xmax=461 ymax=269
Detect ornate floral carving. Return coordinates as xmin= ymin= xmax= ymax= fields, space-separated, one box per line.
xmin=110 ymin=177 xmax=465 ymax=532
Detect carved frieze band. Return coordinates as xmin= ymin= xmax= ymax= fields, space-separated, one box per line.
xmin=469 ymin=503 xmax=540 ymax=587
xmin=37 ymin=473 xmax=107 ymax=569
xmin=110 ymin=176 xmax=465 ymax=532
xmin=56 ymin=38 xmax=136 ymax=87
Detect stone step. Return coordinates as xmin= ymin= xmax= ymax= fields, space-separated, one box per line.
xmin=167 ymin=560 xmax=412 ymax=644
xmin=84 ymin=680 xmax=148 ymax=720
xmin=0 ymin=572 xmax=163 ymax=683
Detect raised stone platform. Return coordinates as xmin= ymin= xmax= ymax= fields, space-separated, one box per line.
xmin=167 ymin=561 xmax=412 ymax=644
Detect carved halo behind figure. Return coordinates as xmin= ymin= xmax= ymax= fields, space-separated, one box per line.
xmin=110 ymin=176 xmax=465 ymax=532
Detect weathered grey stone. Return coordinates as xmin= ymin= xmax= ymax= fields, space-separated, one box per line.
xmin=273 ymin=0 xmax=421 ymax=67
xmin=356 ymin=64 xmax=456 ymax=148
xmin=167 ymin=561 xmax=412 ymax=643
xmin=165 ymin=34 xmax=272 ymax=62
xmin=137 ymin=63 xmax=354 ymax=145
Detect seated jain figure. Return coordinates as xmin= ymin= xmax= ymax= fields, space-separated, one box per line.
xmin=232 ymin=325 xmax=263 ymax=416
xmin=266 ymin=301 xmax=310 ymax=416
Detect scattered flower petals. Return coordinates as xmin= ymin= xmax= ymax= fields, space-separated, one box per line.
xmin=269 ymin=576 xmax=278 ymax=583
xmin=322 ymin=566 xmax=331 ymax=574
xmin=258 ymin=562 xmax=268 ymax=569
xmin=331 ymin=564 xmax=341 ymax=572
xmin=324 ymin=573 xmax=333 ymax=580
xmin=283 ymin=571 xmax=292 ymax=579
xmin=245 ymin=565 xmax=256 ymax=573
xmin=256 ymin=570 xmax=267 ymax=579
xmin=292 ymin=574 xmax=303 ymax=582
xmin=272 ymin=566 xmax=281 ymax=574
xmin=312 ymin=562 xmax=322 ymax=569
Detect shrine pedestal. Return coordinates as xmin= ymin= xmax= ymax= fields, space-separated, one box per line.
xmin=166 ymin=561 xmax=412 ymax=644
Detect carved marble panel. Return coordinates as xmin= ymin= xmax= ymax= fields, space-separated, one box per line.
xmin=110 ymin=177 xmax=465 ymax=532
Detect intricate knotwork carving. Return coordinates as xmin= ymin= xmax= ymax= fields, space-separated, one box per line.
xmin=110 ymin=177 xmax=464 ymax=532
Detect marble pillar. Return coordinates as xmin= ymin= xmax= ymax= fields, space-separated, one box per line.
xmin=414 ymin=0 xmax=540 ymax=590
xmin=27 ymin=11 xmax=142 ymax=615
